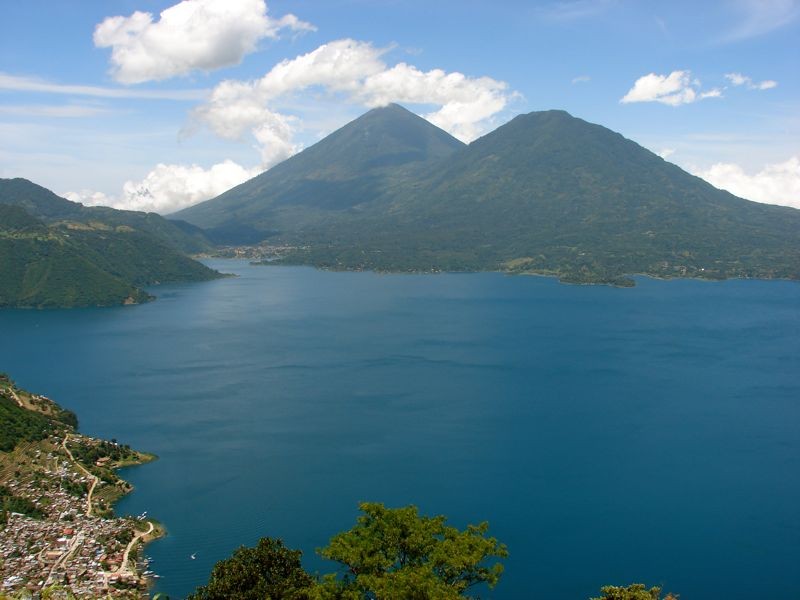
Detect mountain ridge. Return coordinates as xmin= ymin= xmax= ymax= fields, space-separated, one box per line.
xmin=174 ymin=105 xmax=799 ymax=285
xmin=0 ymin=181 xmax=222 ymax=308
xmin=174 ymin=103 xmax=465 ymax=243
xmin=0 ymin=177 xmax=212 ymax=254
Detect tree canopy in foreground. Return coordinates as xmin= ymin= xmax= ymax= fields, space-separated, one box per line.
xmin=592 ymin=583 xmax=678 ymax=600
xmin=190 ymin=502 xmax=507 ymax=600
xmin=317 ymin=502 xmax=508 ymax=599
xmin=189 ymin=501 xmax=677 ymax=600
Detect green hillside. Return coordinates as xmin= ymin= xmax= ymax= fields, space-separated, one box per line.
xmin=0 ymin=373 xmax=76 ymax=452
xmin=174 ymin=103 xmax=465 ymax=243
xmin=0 ymin=178 xmax=212 ymax=254
xmin=0 ymin=204 xmax=221 ymax=308
xmin=178 ymin=106 xmax=800 ymax=285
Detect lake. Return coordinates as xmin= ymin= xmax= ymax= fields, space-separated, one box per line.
xmin=1 ymin=260 xmax=798 ymax=599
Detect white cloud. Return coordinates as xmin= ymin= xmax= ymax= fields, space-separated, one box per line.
xmin=0 ymin=104 xmax=111 ymax=118
xmin=0 ymin=72 xmax=207 ymax=101
xmin=571 ymin=75 xmax=591 ymax=84
xmin=357 ymin=62 xmax=511 ymax=141
xmin=694 ymin=156 xmax=800 ymax=209
xmin=621 ymin=70 xmax=721 ymax=106
xmin=64 ymin=160 xmax=261 ymax=214
xmin=188 ymin=38 xmax=514 ymax=163
xmin=724 ymin=72 xmax=778 ymax=90
xmin=94 ymin=0 xmax=315 ymax=84
xmin=699 ymin=88 xmax=723 ymax=99
xmin=725 ymin=72 xmax=749 ymax=86
xmin=657 ymin=148 xmax=675 ymax=159
xmin=64 ymin=189 xmax=114 ymax=207
xmin=251 ymin=115 xmax=301 ymax=167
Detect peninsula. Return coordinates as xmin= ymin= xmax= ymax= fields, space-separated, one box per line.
xmin=0 ymin=374 xmax=162 ymax=598
xmin=0 ymin=178 xmax=222 ymax=309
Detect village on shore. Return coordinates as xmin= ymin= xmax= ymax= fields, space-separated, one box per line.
xmin=1 ymin=378 xmax=162 ymax=599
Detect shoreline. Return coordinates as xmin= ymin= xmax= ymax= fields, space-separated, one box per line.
xmin=229 ymin=255 xmax=799 ymax=288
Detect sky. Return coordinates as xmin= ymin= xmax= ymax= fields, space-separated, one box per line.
xmin=0 ymin=0 xmax=798 ymax=214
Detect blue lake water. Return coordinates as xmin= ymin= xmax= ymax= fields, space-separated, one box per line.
xmin=1 ymin=260 xmax=798 ymax=599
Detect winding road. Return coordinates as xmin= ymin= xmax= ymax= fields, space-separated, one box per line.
xmin=61 ymin=435 xmax=98 ymax=516
xmin=119 ymin=521 xmax=155 ymax=577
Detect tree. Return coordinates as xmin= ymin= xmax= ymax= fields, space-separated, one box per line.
xmin=187 ymin=537 xmax=315 ymax=600
xmin=317 ymin=502 xmax=508 ymax=600
xmin=592 ymin=583 xmax=678 ymax=600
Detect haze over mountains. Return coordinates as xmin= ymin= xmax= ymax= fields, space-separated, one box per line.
xmin=176 ymin=104 xmax=800 ymax=286
xmin=0 ymin=179 xmax=220 ymax=308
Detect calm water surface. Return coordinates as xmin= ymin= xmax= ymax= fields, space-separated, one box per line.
xmin=1 ymin=260 xmax=798 ymax=599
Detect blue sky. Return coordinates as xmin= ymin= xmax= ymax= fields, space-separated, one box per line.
xmin=1 ymin=0 xmax=798 ymax=213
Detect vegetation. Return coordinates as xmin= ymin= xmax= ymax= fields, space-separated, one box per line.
xmin=66 ymin=438 xmax=140 ymax=467
xmin=189 ymin=502 xmax=507 ymax=600
xmin=0 ymin=484 xmax=45 ymax=524
xmin=0 ymin=372 xmax=77 ymax=451
xmin=188 ymin=538 xmax=315 ymax=600
xmin=175 ymin=103 xmax=464 ymax=244
xmin=320 ymin=502 xmax=507 ymax=599
xmin=190 ymin=503 xmax=680 ymax=600
xmin=0 ymin=373 xmax=76 ymax=426
xmin=592 ymin=583 xmax=677 ymax=600
xmin=0 ymin=392 xmax=60 ymax=452
xmin=0 ymin=177 xmax=213 ymax=254
xmin=178 ymin=105 xmax=800 ymax=285
xmin=0 ymin=196 xmax=222 ymax=308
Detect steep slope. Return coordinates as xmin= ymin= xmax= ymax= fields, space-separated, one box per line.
xmin=0 ymin=203 xmax=220 ymax=308
xmin=272 ymin=110 xmax=800 ymax=284
xmin=174 ymin=103 xmax=465 ymax=243
xmin=0 ymin=205 xmax=146 ymax=307
xmin=0 ymin=178 xmax=212 ymax=254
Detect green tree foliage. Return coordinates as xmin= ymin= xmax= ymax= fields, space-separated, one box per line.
xmin=0 ymin=201 xmax=221 ymax=308
xmin=0 ymin=374 xmax=76 ymax=451
xmin=318 ymin=502 xmax=508 ymax=600
xmin=1 ymin=485 xmax=45 ymax=525
xmin=0 ymin=393 xmax=58 ymax=452
xmin=0 ymin=177 xmax=213 ymax=254
xmin=592 ymin=583 xmax=677 ymax=600
xmin=66 ymin=439 xmax=137 ymax=466
xmin=187 ymin=538 xmax=315 ymax=600
xmin=191 ymin=503 xmax=508 ymax=600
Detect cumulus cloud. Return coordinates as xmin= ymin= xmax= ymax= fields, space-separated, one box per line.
xmin=724 ymin=72 xmax=778 ymax=90
xmin=694 ymin=156 xmax=800 ymax=209
xmin=64 ymin=160 xmax=261 ymax=214
xmin=657 ymin=148 xmax=675 ymax=159
xmin=94 ymin=0 xmax=315 ymax=84
xmin=188 ymin=38 xmax=514 ymax=163
xmin=621 ymin=70 xmax=721 ymax=106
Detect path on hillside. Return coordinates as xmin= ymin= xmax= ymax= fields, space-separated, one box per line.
xmin=61 ymin=435 xmax=98 ymax=516
xmin=119 ymin=521 xmax=154 ymax=578
xmin=7 ymin=387 xmax=24 ymax=408
xmin=44 ymin=532 xmax=84 ymax=586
